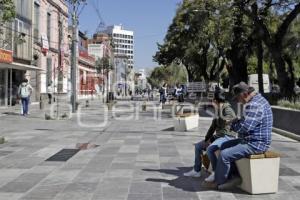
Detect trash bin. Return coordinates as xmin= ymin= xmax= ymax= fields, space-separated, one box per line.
xmin=108 ymin=92 xmax=114 ymax=101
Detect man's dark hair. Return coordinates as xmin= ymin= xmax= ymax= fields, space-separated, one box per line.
xmin=214 ymin=89 xmax=226 ymax=103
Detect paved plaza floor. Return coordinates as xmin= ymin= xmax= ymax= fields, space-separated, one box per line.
xmin=0 ymin=100 xmax=300 ymax=200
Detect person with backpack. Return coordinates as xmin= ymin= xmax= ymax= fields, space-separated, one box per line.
xmin=159 ymin=83 xmax=167 ymax=104
xmin=47 ymin=83 xmax=53 ymax=104
xmin=18 ymin=79 xmax=33 ymax=116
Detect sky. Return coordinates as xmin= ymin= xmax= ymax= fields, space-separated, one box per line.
xmin=78 ymin=0 xmax=181 ymax=70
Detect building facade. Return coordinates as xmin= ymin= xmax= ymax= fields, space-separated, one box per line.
xmin=0 ymin=0 xmax=70 ymax=107
xmin=104 ymin=25 xmax=135 ymax=96
xmin=78 ymin=31 xmax=98 ymax=98
xmin=32 ymin=0 xmax=69 ymax=101
xmin=0 ymin=0 xmax=40 ymax=107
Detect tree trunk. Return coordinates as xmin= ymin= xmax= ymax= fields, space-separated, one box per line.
xmin=271 ymin=48 xmax=294 ymax=98
xmin=227 ymin=48 xmax=248 ymax=89
xmin=256 ymin=39 xmax=264 ymax=94
xmin=283 ymin=54 xmax=296 ymax=100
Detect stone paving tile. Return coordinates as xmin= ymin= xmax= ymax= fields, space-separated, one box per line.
xmin=129 ymin=181 xmax=161 ymax=194
xmin=162 ymin=187 xmax=200 ymax=200
xmin=91 ymin=178 xmax=131 ymax=200
xmin=39 ymin=170 xmax=80 ymax=186
xmin=0 ymin=173 xmax=48 ymax=193
xmin=127 ymin=193 xmax=162 ymax=200
xmin=0 ymin=192 xmax=23 ymax=200
xmin=54 ymin=182 xmax=97 ymax=200
xmin=20 ymin=184 xmax=67 ymax=200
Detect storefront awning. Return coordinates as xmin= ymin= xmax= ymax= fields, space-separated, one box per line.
xmin=0 ymin=62 xmax=44 ymax=71
xmin=79 ymin=65 xmax=97 ymax=73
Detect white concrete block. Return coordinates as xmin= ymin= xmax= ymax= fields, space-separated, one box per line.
xmin=174 ymin=114 xmax=199 ymax=131
xmin=236 ymin=157 xmax=280 ymax=194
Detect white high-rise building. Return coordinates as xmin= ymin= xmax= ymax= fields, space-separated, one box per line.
xmin=105 ymin=25 xmax=134 ymax=69
xmin=104 ymin=25 xmax=134 ymax=96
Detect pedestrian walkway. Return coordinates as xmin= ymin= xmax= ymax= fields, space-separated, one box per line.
xmin=0 ymin=100 xmax=299 ymax=199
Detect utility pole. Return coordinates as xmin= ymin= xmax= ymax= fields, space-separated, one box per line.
xmin=71 ymin=4 xmax=78 ymax=113
xmin=124 ymin=58 xmax=128 ymax=96
xmin=69 ymin=0 xmax=86 ymax=112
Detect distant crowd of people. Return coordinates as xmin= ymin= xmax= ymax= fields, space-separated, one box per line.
xmin=159 ymin=83 xmax=187 ymax=104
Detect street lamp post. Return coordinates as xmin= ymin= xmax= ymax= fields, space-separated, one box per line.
xmin=124 ymin=58 xmax=127 ymax=96
xmin=216 ymin=8 xmax=221 ymax=88
xmin=71 ymin=9 xmax=78 ymax=113
xmin=68 ymin=0 xmax=86 ymax=113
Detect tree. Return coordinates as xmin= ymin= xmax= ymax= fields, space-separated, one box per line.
xmin=0 ymin=0 xmax=15 ymax=48
xmin=239 ymin=0 xmax=300 ymax=97
xmin=147 ymin=64 xmax=187 ymax=88
xmin=154 ymin=0 xmax=234 ymax=83
xmin=0 ymin=0 xmax=15 ymax=22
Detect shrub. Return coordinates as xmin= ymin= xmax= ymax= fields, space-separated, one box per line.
xmin=277 ymin=100 xmax=300 ymax=110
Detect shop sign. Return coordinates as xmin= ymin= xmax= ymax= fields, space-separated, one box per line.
xmin=0 ymin=48 xmax=13 ymax=63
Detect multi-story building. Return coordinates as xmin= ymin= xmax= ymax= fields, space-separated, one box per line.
xmin=87 ymin=32 xmax=113 ymax=95
xmin=104 ymin=25 xmax=135 ymax=96
xmin=0 ymin=0 xmax=70 ymax=107
xmin=32 ymin=0 xmax=69 ymax=101
xmin=77 ymin=31 xmax=98 ymax=98
xmin=135 ymin=69 xmax=147 ymax=91
xmin=0 ymin=0 xmax=41 ymax=107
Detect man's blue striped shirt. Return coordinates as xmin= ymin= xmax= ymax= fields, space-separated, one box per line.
xmin=231 ymin=94 xmax=273 ymax=153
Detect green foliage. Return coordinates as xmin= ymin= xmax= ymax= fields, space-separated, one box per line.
xmin=154 ymin=0 xmax=235 ymax=82
xmin=95 ymin=57 xmax=113 ymax=74
xmin=0 ymin=0 xmax=15 ymax=23
xmin=278 ymin=100 xmax=300 ymax=110
xmin=154 ymin=0 xmax=300 ymax=97
xmin=147 ymin=64 xmax=187 ymax=88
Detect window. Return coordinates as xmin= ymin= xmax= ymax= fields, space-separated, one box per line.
xmin=15 ymin=0 xmax=31 ymax=18
xmin=33 ymin=2 xmax=40 ymax=43
xmin=47 ymin=13 xmax=51 ymax=47
xmin=14 ymin=18 xmax=32 ymax=60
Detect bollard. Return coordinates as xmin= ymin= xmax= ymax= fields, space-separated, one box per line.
xmin=39 ymin=96 xmax=44 ymax=110
xmin=0 ymin=137 xmax=5 ymax=144
xmin=142 ymin=101 xmax=146 ymax=111
xmin=85 ymin=100 xmax=89 ymax=107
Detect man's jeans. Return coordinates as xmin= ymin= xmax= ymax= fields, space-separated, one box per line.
xmin=215 ymin=139 xmax=258 ymax=185
xmin=194 ymin=140 xmax=209 ymax=172
xmin=21 ymin=97 xmax=29 ymax=115
xmin=206 ymin=135 xmax=234 ymax=171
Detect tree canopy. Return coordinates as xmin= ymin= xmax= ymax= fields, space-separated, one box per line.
xmin=154 ymin=0 xmax=300 ymax=98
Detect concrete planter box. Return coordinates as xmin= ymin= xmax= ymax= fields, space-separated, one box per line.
xmin=162 ymin=103 xmax=175 ymax=112
xmin=236 ymin=156 xmax=280 ymax=194
xmin=174 ymin=114 xmax=199 ymax=131
xmin=272 ymin=106 xmax=300 ymax=135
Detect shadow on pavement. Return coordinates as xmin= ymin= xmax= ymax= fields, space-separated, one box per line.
xmin=143 ymin=167 xmax=247 ymax=194
xmin=2 ymin=112 xmax=20 ymax=116
xmin=162 ymin=127 xmax=175 ymax=131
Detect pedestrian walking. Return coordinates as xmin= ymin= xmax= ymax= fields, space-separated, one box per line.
xmin=18 ymin=79 xmax=33 ymax=116
xmin=47 ymin=83 xmax=53 ymax=104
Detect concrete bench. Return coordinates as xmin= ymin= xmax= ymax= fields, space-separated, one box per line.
xmin=235 ymin=151 xmax=280 ymax=194
xmin=174 ymin=113 xmax=199 ymax=131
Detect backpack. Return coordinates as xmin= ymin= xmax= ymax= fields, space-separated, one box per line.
xmin=20 ymin=85 xmax=30 ymax=98
xmin=159 ymin=87 xmax=164 ymax=94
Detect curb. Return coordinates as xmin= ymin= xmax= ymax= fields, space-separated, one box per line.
xmin=272 ymin=127 xmax=300 ymax=141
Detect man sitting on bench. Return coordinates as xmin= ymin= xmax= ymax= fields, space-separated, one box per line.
xmin=211 ymin=82 xmax=273 ymax=190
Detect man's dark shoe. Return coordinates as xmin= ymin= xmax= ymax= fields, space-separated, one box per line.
xmin=217 ymin=176 xmax=242 ymax=190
